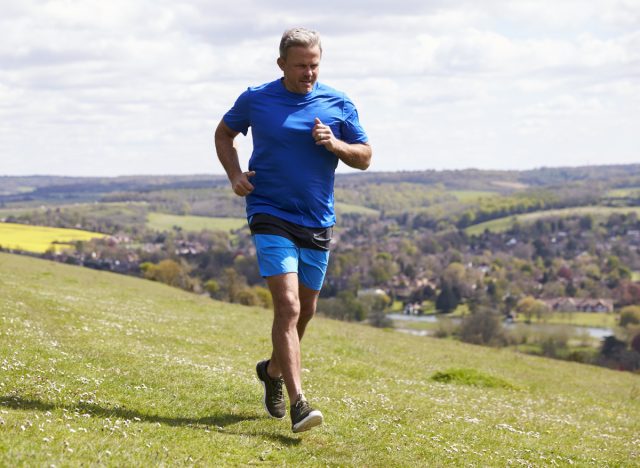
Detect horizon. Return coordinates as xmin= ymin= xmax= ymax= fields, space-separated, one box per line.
xmin=3 ymin=161 xmax=640 ymax=180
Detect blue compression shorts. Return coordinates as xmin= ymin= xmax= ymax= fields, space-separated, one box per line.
xmin=252 ymin=234 xmax=330 ymax=291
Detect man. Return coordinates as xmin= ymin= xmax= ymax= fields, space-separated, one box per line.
xmin=214 ymin=27 xmax=371 ymax=433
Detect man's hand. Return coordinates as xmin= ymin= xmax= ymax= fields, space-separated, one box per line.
xmin=231 ymin=170 xmax=256 ymax=196
xmin=311 ymin=117 xmax=372 ymax=170
xmin=312 ymin=118 xmax=339 ymax=153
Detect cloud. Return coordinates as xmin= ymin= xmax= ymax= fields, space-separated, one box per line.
xmin=0 ymin=0 xmax=638 ymax=176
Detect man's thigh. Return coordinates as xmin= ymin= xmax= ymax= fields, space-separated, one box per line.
xmin=253 ymin=234 xmax=298 ymax=277
xmin=298 ymin=248 xmax=330 ymax=291
xmin=253 ymin=234 xmax=329 ymax=291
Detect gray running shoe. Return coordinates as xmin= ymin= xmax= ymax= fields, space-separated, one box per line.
xmin=256 ymin=360 xmax=286 ymax=419
xmin=291 ymin=394 xmax=323 ymax=433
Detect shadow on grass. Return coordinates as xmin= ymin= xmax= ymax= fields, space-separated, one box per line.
xmin=1 ymin=395 xmax=301 ymax=446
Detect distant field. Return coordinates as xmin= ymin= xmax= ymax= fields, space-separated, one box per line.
xmin=335 ymin=202 xmax=380 ymax=216
xmin=146 ymin=213 xmax=246 ymax=232
xmin=449 ymin=190 xmax=499 ymax=202
xmin=0 ymin=186 xmax=34 ymax=196
xmin=523 ymin=311 xmax=619 ymax=328
xmin=0 ymin=201 xmax=149 ymax=219
xmin=466 ymin=206 xmax=640 ymax=235
xmin=606 ymin=187 xmax=640 ymax=198
xmin=0 ymin=222 xmax=107 ymax=253
xmin=490 ymin=181 xmax=528 ymax=190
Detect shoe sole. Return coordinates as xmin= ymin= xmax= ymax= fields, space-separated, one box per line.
xmin=256 ymin=362 xmax=286 ymax=420
xmin=292 ymin=410 xmax=323 ymax=433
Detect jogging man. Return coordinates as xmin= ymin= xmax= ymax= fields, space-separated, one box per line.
xmin=215 ymin=27 xmax=371 ymax=433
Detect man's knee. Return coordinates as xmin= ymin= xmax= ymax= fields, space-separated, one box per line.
xmin=299 ymin=303 xmax=316 ymax=323
xmin=273 ymin=290 xmax=301 ymax=321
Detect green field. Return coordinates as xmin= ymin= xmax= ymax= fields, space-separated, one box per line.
xmin=334 ymin=202 xmax=380 ymax=217
xmin=526 ymin=311 xmax=619 ymax=328
xmin=449 ymin=190 xmax=499 ymax=202
xmin=606 ymin=187 xmax=640 ymax=198
xmin=146 ymin=213 xmax=246 ymax=232
xmin=466 ymin=206 xmax=640 ymax=235
xmin=1 ymin=252 xmax=638 ymax=466
xmin=0 ymin=222 xmax=107 ymax=254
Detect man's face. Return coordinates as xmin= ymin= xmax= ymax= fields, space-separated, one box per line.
xmin=277 ymin=45 xmax=321 ymax=94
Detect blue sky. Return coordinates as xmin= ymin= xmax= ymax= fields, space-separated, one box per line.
xmin=1 ymin=0 xmax=638 ymax=176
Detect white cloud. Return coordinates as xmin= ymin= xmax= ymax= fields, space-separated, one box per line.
xmin=0 ymin=0 xmax=638 ymax=176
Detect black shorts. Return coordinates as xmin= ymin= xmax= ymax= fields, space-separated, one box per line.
xmin=248 ymin=213 xmax=333 ymax=251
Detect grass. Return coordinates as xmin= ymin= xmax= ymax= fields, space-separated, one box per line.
xmin=430 ymin=369 xmax=516 ymax=390
xmin=146 ymin=213 xmax=247 ymax=233
xmin=466 ymin=206 xmax=640 ymax=235
xmin=334 ymin=202 xmax=379 ymax=217
xmin=526 ymin=311 xmax=619 ymax=328
xmin=606 ymin=188 xmax=640 ymax=198
xmin=1 ymin=252 xmax=639 ymax=466
xmin=0 ymin=222 xmax=107 ymax=254
xmin=449 ymin=190 xmax=499 ymax=202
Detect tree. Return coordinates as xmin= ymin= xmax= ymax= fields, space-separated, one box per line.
xmin=143 ymin=259 xmax=193 ymax=291
xmin=254 ymin=286 xmax=273 ymax=310
xmin=516 ymin=296 xmax=550 ymax=324
xmin=615 ymin=281 xmax=640 ymax=307
xmin=217 ymin=268 xmax=247 ymax=303
xmin=436 ymin=280 xmax=460 ymax=313
xmin=459 ymin=307 xmax=506 ymax=346
xmin=620 ymin=306 xmax=640 ymax=327
xmin=204 ymin=279 xmax=220 ymax=296
xmin=363 ymin=293 xmax=392 ymax=328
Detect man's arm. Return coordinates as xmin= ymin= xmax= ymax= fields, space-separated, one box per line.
xmin=214 ymin=120 xmax=255 ymax=196
xmin=312 ymin=118 xmax=372 ymax=170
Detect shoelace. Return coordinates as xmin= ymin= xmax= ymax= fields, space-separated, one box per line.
xmin=273 ymin=379 xmax=283 ymax=399
xmin=294 ymin=398 xmax=309 ymax=412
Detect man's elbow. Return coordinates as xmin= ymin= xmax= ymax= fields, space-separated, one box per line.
xmin=358 ymin=145 xmax=372 ymax=170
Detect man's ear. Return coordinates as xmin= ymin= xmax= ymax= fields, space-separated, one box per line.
xmin=277 ymin=57 xmax=285 ymax=71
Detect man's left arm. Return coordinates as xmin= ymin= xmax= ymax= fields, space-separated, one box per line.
xmin=312 ymin=118 xmax=371 ymax=170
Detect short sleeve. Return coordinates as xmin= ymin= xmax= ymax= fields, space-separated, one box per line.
xmin=341 ymin=96 xmax=369 ymax=144
xmin=223 ymin=88 xmax=251 ymax=135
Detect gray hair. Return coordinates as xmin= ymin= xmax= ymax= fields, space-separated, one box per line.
xmin=279 ymin=28 xmax=322 ymax=59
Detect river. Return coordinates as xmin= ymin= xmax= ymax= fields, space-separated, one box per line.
xmin=387 ymin=313 xmax=614 ymax=339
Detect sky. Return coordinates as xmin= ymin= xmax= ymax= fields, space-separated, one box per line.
xmin=1 ymin=0 xmax=639 ymax=177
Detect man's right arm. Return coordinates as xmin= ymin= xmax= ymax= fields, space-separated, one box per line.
xmin=214 ymin=120 xmax=255 ymax=196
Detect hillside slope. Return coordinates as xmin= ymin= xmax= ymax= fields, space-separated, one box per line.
xmin=0 ymin=252 xmax=638 ymax=466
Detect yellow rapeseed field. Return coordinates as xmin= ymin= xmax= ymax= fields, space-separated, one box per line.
xmin=0 ymin=222 xmax=107 ymax=254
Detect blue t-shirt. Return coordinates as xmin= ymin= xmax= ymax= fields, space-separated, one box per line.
xmin=223 ymin=78 xmax=368 ymax=228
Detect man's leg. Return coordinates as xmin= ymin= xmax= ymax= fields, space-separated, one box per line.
xmin=297 ymin=282 xmax=320 ymax=340
xmin=266 ymin=272 xmax=303 ymax=403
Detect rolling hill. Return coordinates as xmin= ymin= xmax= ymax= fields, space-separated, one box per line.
xmin=0 ymin=252 xmax=638 ymax=465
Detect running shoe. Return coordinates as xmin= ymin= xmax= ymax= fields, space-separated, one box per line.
xmin=291 ymin=393 xmax=323 ymax=433
xmin=256 ymin=360 xmax=286 ymax=419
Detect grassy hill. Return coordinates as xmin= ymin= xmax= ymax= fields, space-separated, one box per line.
xmin=1 ymin=253 xmax=638 ymax=466
xmin=146 ymin=213 xmax=246 ymax=233
xmin=465 ymin=206 xmax=640 ymax=235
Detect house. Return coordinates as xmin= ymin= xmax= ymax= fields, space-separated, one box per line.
xmin=357 ymin=288 xmax=387 ymax=298
xmin=541 ymin=297 xmax=613 ymax=313
xmin=542 ymin=297 xmax=577 ymax=312
xmin=577 ymin=299 xmax=614 ymax=313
